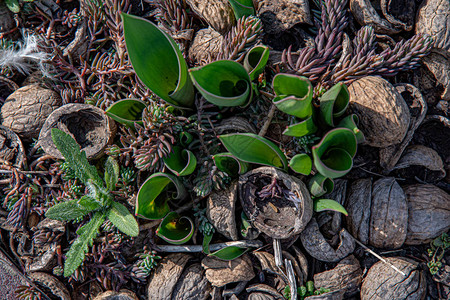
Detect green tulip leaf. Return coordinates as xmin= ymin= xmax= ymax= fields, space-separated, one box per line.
xmin=244 ymin=45 xmax=270 ymax=81
xmin=308 ymin=174 xmax=334 ymax=197
xmin=272 ymin=74 xmax=313 ymax=118
xmin=6 ymin=0 xmax=20 ymax=13
xmin=164 ymin=146 xmax=197 ymax=176
xmin=283 ymin=115 xmax=318 ymax=137
xmin=219 ymin=133 xmax=288 ymax=170
xmin=337 ymin=115 xmax=365 ymax=143
xmin=136 ymin=173 xmax=186 ymax=220
xmin=189 ymin=60 xmax=252 ymax=107
xmin=289 ymin=154 xmax=312 ymax=175
xmin=213 ymin=152 xmax=249 ymax=176
xmin=105 ymin=99 xmax=147 ymax=127
xmin=121 ymin=13 xmax=194 ymax=108
xmin=228 ymin=0 xmax=255 ymax=19
xmin=156 ymin=212 xmax=194 ymax=245
xmin=314 ymin=199 xmax=348 ymax=216
xmin=312 ymin=128 xmax=357 ymax=178
xmin=210 ymin=246 xmax=248 ymax=261
xmin=319 ymin=82 xmax=349 ymax=126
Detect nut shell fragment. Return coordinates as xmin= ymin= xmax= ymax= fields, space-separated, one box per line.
xmin=189 ymin=28 xmax=224 ymax=65
xmin=171 ymin=264 xmax=211 ymax=300
xmin=416 ymin=0 xmax=450 ymax=54
xmin=202 ymin=254 xmax=255 ymax=287
xmin=0 ymin=125 xmax=25 ymax=168
xmin=348 ymin=76 xmax=410 ymax=148
xmin=186 ymin=0 xmax=234 ymax=34
xmin=393 ymin=145 xmax=446 ymax=180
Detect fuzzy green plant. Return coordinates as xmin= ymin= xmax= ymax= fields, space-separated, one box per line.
xmin=45 ymin=128 xmax=139 ymax=277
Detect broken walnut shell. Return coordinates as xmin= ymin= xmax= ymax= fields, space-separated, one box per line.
xmin=360 ymin=257 xmax=426 ymax=300
xmin=0 ymin=125 xmax=25 ymax=168
xmin=239 ymin=167 xmax=313 ymax=239
xmin=39 ymin=103 xmax=116 ymax=160
xmin=348 ymin=76 xmax=410 ymax=148
xmin=171 ymin=263 xmax=211 ymax=300
xmin=416 ymin=0 xmax=450 ymax=54
xmin=186 ymin=0 xmax=235 ymax=34
xmin=1 ymin=85 xmax=62 ymax=142
xmin=404 ymin=184 xmax=450 ymax=245
xmin=349 ymin=0 xmax=403 ymax=34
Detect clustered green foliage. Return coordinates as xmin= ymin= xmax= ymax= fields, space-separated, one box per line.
xmin=427 ymin=233 xmax=449 ymax=275
xmin=283 ymin=281 xmax=330 ymax=300
xmin=45 ymin=129 xmax=139 ymax=277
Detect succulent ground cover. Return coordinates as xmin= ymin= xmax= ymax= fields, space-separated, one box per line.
xmin=0 ymin=0 xmax=449 ymax=299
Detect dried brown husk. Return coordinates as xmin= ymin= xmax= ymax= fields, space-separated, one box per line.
xmin=188 ymin=28 xmax=224 ymax=66
xmin=313 ymin=255 xmax=363 ymax=297
xmin=207 ymin=180 xmax=239 ymax=240
xmin=360 ymin=257 xmax=426 ymax=300
xmin=1 ymin=85 xmax=62 ymax=141
xmin=380 ymin=0 xmax=415 ymax=32
xmin=27 ymin=243 xmax=57 ymax=272
xmin=246 ymin=284 xmax=285 ymax=300
xmin=416 ymin=0 xmax=450 ymax=55
xmin=348 ymin=76 xmax=411 ymax=148
xmin=147 ymin=253 xmax=192 ymax=300
xmin=349 ymin=0 xmax=402 ymax=34
xmin=345 ymin=178 xmax=372 ymax=245
xmin=171 ymin=263 xmax=211 ymax=300
xmin=257 ymin=0 xmax=312 ymax=33
xmin=300 ymin=218 xmax=355 ymax=263
xmin=0 ymin=125 xmax=25 ymax=168
xmin=186 ymin=0 xmax=235 ymax=34
xmin=28 ymin=272 xmax=70 ymax=300
xmin=201 ymin=254 xmax=255 ymax=287
xmin=239 ymin=167 xmax=313 ymax=239
xmin=393 ymin=145 xmax=446 ymax=181
xmin=39 ymin=103 xmax=116 ymax=160
xmin=422 ymin=51 xmax=450 ymax=101
xmin=93 ymin=290 xmax=138 ymax=300
xmin=404 ymin=184 xmax=450 ymax=245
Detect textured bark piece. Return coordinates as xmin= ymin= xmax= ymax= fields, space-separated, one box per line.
xmin=369 ymin=177 xmax=407 ymax=249
xmin=28 ymin=243 xmax=57 ymax=272
xmin=348 ymin=76 xmax=410 ymax=148
xmin=304 ymin=289 xmax=345 ymax=300
xmin=349 ymin=0 xmax=402 ymax=34
xmin=313 ymin=255 xmax=363 ymax=297
xmin=1 ymin=85 xmax=62 ymax=141
xmin=207 ymin=180 xmax=239 ymax=240
xmin=292 ymin=246 xmax=309 ymax=280
xmin=188 ymin=27 xmax=224 ymax=66
xmin=360 ymin=257 xmax=426 ymax=300
xmin=423 ymin=51 xmax=450 ymax=101
xmin=239 ymin=167 xmax=313 ymax=239
xmin=0 ymin=125 xmax=25 ymax=168
xmin=171 ymin=263 xmax=211 ymax=300
xmin=93 ymin=290 xmax=138 ymax=300
xmin=39 ymin=103 xmax=116 ymax=160
xmin=404 ymin=184 xmax=450 ymax=245
xmin=393 ymin=145 xmax=446 ymax=179
xmin=28 ymin=272 xmax=70 ymax=300
xmin=300 ymin=219 xmax=355 ymax=262
xmin=0 ymin=250 xmax=29 ymax=300
xmin=147 ymin=253 xmax=192 ymax=300
xmin=202 ymin=254 xmax=255 ymax=287
xmin=253 ymin=251 xmax=278 ymax=274
xmin=416 ymin=0 xmax=450 ymax=54
xmin=345 ymin=178 xmax=372 ymax=245
xmin=258 ymin=0 xmax=312 ymax=32
xmin=246 ymin=284 xmax=285 ymax=299
xmin=186 ymin=0 xmax=234 ymax=34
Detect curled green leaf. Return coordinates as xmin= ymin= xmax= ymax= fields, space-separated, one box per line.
xmin=228 ymin=0 xmax=255 ymax=19
xmin=189 ymin=60 xmax=252 ymax=107
xmin=319 ymin=82 xmax=349 ymax=126
xmin=289 ymin=154 xmax=312 ymax=175
xmin=283 ymin=115 xmax=318 ymax=137
xmin=272 ymin=74 xmax=313 ymax=119
xmin=210 ymin=246 xmax=248 ymax=260
xmin=337 ymin=115 xmax=365 ymax=143
xmin=136 ymin=173 xmax=186 ymax=220
xmin=244 ymin=45 xmax=269 ymax=81
xmin=308 ymin=174 xmax=334 ymax=197
xmin=164 ymin=146 xmax=197 ymax=176
xmin=105 ymin=99 xmax=146 ymax=127
xmin=156 ymin=212 xmax=194 ymax=245
xmin=213 ymin=152 xmax=249 ymax=176
xmin=314 ymin=199 xmax=348 ymax=216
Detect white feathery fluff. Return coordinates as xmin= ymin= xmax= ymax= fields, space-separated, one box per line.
xmin=0 ymin=33 xmax=51 ymax=76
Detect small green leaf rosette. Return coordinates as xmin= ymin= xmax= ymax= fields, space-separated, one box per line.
xmin=213 ymin=152 xmax=249 ymax=177
xmin=311 ymin=128 xmax=357 ymax=178
xmin=337 ymin=114 xmax=365 ymax=143
xmin=163 ymin=146 xmax=197 ymax=176
xmin=313 ymin=199 xmax=348 ymax=216
xmin=136 ymin=173 xmax=186 ymax=220
xmin=272 ymin=74 xmax=313 ymax=119
xmin=219 ymin=133 xmax=288 ymax=170
xmin=289 ymin=153 xmax=312 ymax=175
xmin=121 ymin=13 xmax=194 ymax=108
xmin=156 ymin=212 xmax=194 ymax=245
xmin=319 ymin=82 xmax=350 ymax=127
xmin=244 ymin=45 xmax=270 ymax=81
xmin=189 ymin=60 xmax=253 ymax=107
xmin=308 ymin=174 xmax=334 ymax=197
xmin=227 ymin=0 xmax=255 ymax=19
xmin=105 ymin=99 xmax=147 ymax=127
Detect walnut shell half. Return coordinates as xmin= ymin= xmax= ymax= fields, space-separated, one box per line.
xmin=186 ymin=0 xmax=235 ymax=34
xmin=348 ymin=76 xmax=410 ymax=148
xmin=416 ymin=0 xmax=450 ymax=54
